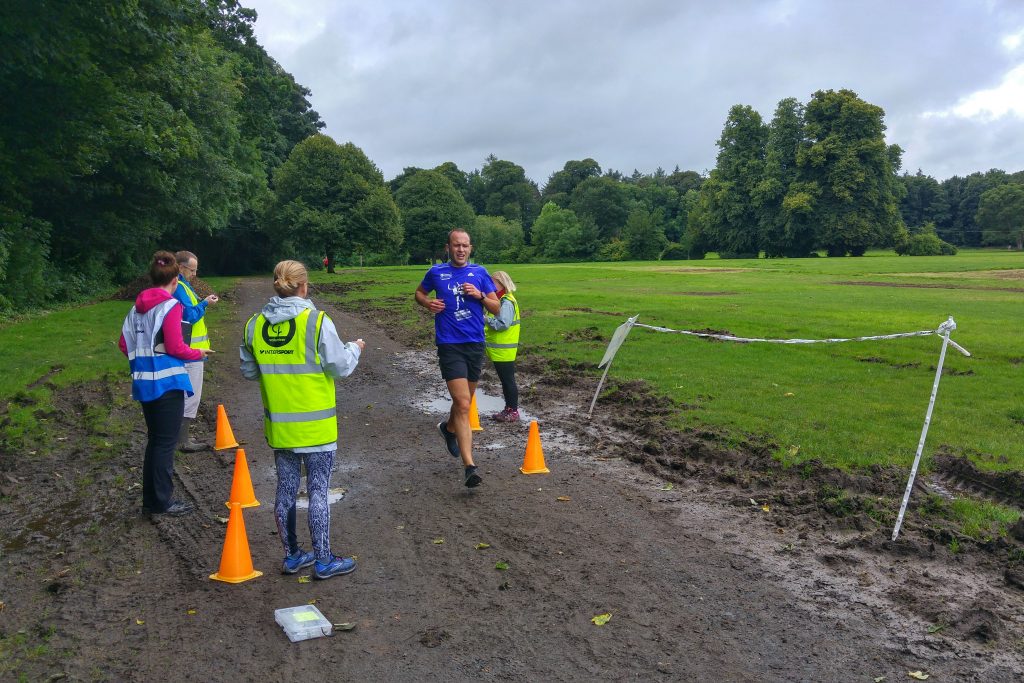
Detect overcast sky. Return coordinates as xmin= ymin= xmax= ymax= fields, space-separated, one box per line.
xmin=242 ymin=0 xmax=1024 ymax=186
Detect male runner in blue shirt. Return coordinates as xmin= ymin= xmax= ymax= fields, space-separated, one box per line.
xmin=415 ymin=229 xmax=499 ymax=487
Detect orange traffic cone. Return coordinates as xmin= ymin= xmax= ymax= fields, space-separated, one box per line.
xmin=209 ymin=502 xmax=263 ymax=584
xmin=214 ymin=404 xmax=239 ymax=450
xmin=469 ymin=394 xmax=483 ymax=432
xmin=225 ymin=448 xmax=260 ymax=509
xmin=520 ymin=420 xmax=550 ymax=474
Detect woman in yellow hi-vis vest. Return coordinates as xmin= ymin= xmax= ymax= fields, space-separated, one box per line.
xmin=484 ymin=271 xmax=521 ymax=422
xmin=240 ymin=260 xmax=365 ymax=580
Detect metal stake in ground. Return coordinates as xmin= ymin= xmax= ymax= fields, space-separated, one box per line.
xmin=891 ymin=317 xmax=963 ymax=542
xmin=587 ymin=315 xmax=639 ymax=419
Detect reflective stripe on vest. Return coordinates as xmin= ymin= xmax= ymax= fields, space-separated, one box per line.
xmin=122 ymin=299 xmax=192 ymax=402
xmin=247 ymin=308 xmax=337 ymax=449
xmin=484 ymin=293 xmax=520 ymax=362
xmin=179 ymin=279 xmax=211 ymax=349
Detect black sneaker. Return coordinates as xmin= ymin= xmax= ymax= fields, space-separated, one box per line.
xmin=152 ymin=500 xmax=193 ymax=516
xmin=438 ymin=421 xmax=460 ymax=458
xmin=464 ymin=466 xmax=482 ymax=488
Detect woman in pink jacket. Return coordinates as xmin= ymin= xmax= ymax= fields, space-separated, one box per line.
xmin=119 ymin=251 xmax=213 ymax=516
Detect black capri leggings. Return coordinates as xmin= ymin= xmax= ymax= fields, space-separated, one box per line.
xmin=492 ymin=360 xmax=518 ymax=409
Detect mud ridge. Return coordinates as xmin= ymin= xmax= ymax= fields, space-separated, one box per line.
xmin=522 ymin=349 xmax=1022 ymax=568
xmin=932 ymin=450 xmax=1024 ymax=508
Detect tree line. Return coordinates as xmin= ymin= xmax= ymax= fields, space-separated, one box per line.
xmin=3 ymin=3 xmax=1023 ymax=314
xmin=1 ymin=0 xmax=322 ymax=312
xmin=371 ymin=90 xmax=1022 ymax=266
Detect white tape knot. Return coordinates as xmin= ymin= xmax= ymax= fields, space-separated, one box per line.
xmin=936 ymin=317 xmax=956 ymax=336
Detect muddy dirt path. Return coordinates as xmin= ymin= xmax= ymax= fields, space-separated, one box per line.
xmin=3 ymin=277 xmax=1022 ymax=681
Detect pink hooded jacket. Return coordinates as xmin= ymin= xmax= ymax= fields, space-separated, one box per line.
xmin=118 ymin=288 xmax=203 ymax=361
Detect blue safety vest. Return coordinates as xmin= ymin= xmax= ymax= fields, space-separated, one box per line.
xmin=122 ymin=299 xmax=193 ymax=402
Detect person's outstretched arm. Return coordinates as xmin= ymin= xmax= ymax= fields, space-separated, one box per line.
xmin=319 ymin=315 xmax=363 ymax=378
xmin=173 ymin=281 xmax=208 ymax=324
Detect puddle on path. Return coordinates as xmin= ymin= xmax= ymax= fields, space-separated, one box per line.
xmin=410 ymin=389 xmax=583 ymax=455
xmin=418 ymin=389 xmax=536 ymax=423
xmin=394 ymin=349 xmax=590 ymax=457
xmin=258 ymin=464 xmax=348 ymax=508
xmin=296 ymin=486 xmax=346 ymax=509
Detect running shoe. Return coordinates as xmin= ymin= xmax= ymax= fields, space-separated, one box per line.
xmin=281 ymin=549 xmax=315 ymax=574
xmin=491 ymin=407 xmax=520 ymax=423
xmin=314 ymin=556 xmax=357 ymax=579
xmin=438 ymin=421 xmax=460 ymax=458
xmin=464 ymin=466 xmax=482 ymax=488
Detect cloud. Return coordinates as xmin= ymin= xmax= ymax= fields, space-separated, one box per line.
xmin=923 ymin=64 xmax=1024 ymax=121
xmin=1003 ymin=28 xmax=1024 ymax=51
xmin=894 ymin=111 xmax=1024 ymax=179
xmin=244 ymin=0 xmax=1024 ymax=183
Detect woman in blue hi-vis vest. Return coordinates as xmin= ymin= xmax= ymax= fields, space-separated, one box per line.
xmin=119 ymin=251 xmax=212 ymax=517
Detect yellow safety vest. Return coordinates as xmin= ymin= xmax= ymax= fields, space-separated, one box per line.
xmin=179 ymin=280 xmax=211 ymax=350
xmin=484 ymin=293 xmax=520 ymax=362
xmin=245 ymin=308 xmax=337 ymax=449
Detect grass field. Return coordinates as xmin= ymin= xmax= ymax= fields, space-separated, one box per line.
xmin=0 ymin=277 xmax=237 ymax=455
xmin=312 ymin=250 xmax=1024 ymax=475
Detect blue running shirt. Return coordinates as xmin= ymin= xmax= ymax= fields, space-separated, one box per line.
xmin=420 ymin=262 xmax=496 ymax=345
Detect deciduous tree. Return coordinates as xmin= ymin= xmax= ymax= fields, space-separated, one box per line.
xmin=473 ymin=215 xmax=525 ymax=263
xmin=976 ymin=182 xmax=1024 ymax=250
xmin=473 ymin=155 xmax=542 ymax=229
xmin=269 ymin=135 xmax=401 ymax=269
xmin=542 ymin=159 xmax=602 ymax=208
xmin=395 ymin=169 xmax=475 ymax=263
xmin=569 ymin=176 xmax=631 ymax=242
xmin=756 ymin=98 xmax=811 ymax=257
xmin=696 ymin=104 xmax=767 ymax=256
xmin=622 ymin=208 xmax=668 ymax=260
xmin=530 ymin=203 xmax=595 ymax=261
xmin=795 ymin=89 xmax=904 ymax=256
xmin=899 ymin=171 xmax=950 ymax=232
xmin=942 ymin=170 xmax=1009 ymax=246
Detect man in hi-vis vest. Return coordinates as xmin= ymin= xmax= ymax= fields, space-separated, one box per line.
xmin=174 ymin=250 xmax=219 ymax=451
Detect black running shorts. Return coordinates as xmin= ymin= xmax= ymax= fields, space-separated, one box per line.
xmin=437 ymin=342 xmax=485 ymax=382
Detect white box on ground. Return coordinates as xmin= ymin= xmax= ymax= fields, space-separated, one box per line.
xmin=275 ymin=605 xmax=332 ymax=642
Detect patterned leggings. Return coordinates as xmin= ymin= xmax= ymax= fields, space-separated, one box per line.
xmin=274 ymin=449 xmax=335 ymax=563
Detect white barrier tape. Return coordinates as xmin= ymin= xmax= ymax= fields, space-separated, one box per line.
xmin=588 ymin=314 xmax=973 ymax=541
xmin=632 ymin=316 xmax=970 ymax=357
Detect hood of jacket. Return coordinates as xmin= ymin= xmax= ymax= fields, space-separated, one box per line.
xmin=134 ymin=287 xmax=174 ymax=314
xmin=261 ymin=296 xmax=314 ymax=324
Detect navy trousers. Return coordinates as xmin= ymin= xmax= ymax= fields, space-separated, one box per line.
xmin=140 ymin=390 xmax=184 ymax=512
